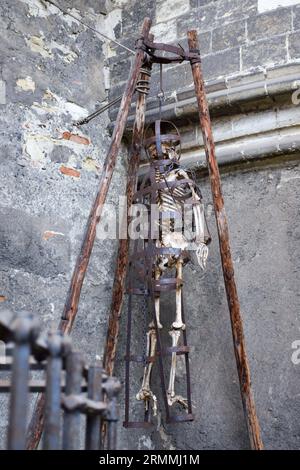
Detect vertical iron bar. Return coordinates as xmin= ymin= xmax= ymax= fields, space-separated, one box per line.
xmin=104 ymin=377 xmax=120 ymax=450
xmin=85 ymin=365 xmax=102 ymax=450
xmin=7 ymin=312 xmax=37 ymax=450
xmin=43 ymin=332 xmax=64 ymax=450
xmin=62 ymin=352 xmax=83 ymax=450
xmin=106 ymin=396 xmax=118 ymax=451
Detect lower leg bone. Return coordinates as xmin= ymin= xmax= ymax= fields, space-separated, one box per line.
xmin=167 ymin=329 xmax=188 ymax=408
xmin=136 ymin=327 xmax=158 ymax=415
xmin=172 ymin=258 xmax=185 ymax=329
xmin=167 ymin=259 xmax=188 ymax=408
xmin=150 ymin=267 xmax=162 ymax=329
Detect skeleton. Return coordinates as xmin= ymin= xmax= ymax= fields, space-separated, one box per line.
xmin=136 ymin=125 xmax=210 ymax=416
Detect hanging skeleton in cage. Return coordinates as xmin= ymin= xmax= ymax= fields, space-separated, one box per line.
xmin=124 ymin=120 xmax=211 ymax=427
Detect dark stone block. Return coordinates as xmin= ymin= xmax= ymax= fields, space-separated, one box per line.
xmin=202 ymin=47 xmax=240 ymax=80
xmin=289 ymin=31 xmax=300 ymax=59
xmin=50 ymin=146 xmax=72 ymax=164
xmin=212 ymin=20 xmax=246 ymax=52
xmin=121 ymin=0 xmax=156 ymax=35
xmin=247 ymin=8 xmax=292 ymax=42
xmin=0 ymin=207 xmax=70 ymax=277
xmin=242 ymin=36 xmax=287 ymax=71
xmin=110 ymin=57 xmax=133 ymax=87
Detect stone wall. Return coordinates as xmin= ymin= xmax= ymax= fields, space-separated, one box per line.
xmin=0 ymin=0 xmax=300 ymax=451
xmin=109 ymin=0 xmax=300 ymax=112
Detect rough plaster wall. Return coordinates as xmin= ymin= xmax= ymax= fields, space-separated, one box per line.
xmin=0 ymin=0 xmax=127 ymax=447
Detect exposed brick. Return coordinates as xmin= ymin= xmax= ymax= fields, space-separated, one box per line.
xmin=247 ymin=8 xmax=292 ymax=42
xmin=289 ymin=31 xmax=300 ymax=59
xmin=202 ymin=47 xmax=240 ymax=80
xmin=217 ymin=0 xmax=257 ymax=23
xmin=43 ymin=231 xmax=64 ymax=241
xmin=177 ymin=4 xmax=218 ymax=37
xmin=59 ymin=165 xmax=81 ymax=178
xmin=62 ymin=132 xmax=90 ymax=145
xmin=0 ymin=295 xmax=6 ymax=302
xmin=242 ymin=36 xmax=287 ymax=70
xmin=212 ymin=20 xmax=246 ymax=52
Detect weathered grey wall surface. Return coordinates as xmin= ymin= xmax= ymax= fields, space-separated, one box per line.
xmin=0 ymin=0 xmax=127 ymax=447
xmin=0 ymin=0 xmax=300 ymax=451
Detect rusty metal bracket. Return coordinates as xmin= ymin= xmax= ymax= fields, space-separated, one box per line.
xmin=61 ymin=394 xmax=107 ymax=414
xmin=135 ymin=37 xmax=201 ymax=65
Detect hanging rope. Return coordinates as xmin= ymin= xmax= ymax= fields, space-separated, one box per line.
xmin=157 ymin=63 xmax=165 ymax=119
xmin=135 ymin=68 xmax=152 ymax=95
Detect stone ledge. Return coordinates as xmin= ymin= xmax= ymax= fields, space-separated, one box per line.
xmin=138 ymin=126 xmax=300 ymax=176
xmin=109 ymin=62 xmax=300 ymax=126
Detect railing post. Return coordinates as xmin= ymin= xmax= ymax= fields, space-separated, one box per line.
xmin=7 ymin=312 xmax=39 ymax=450
xmin=62 ymin=351 xmax=84 ymax=450
xmin=85 ymin=364 xmax=103 ymax=450
xmin=104 ymin=377 xmax=121 ymax=450
xmin=43 ymin=332 xmax=69 ymax=450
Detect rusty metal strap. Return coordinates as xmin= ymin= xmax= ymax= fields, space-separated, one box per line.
xmin=159 ymin=345 xmax=190 ymax=356
xmin=144 ymin=133 xmax=180 ymax=147
xmin=153 ymin=277 xmax=183 ymax=292
xmin=129 ymin=248 xmax=182 ymax=260
xmin=135 ymin=38 xmax=201 ymax=64
xmin=167 ymin=413 xmax=194 ymax=423
xmin=61 ymin=394 xmax=107 ymax=414
xmin=124 ymin=354 xmax=155 ymax=363
xmin=133 ymin=177 xmax=196 ymax=202
xmin=123 ymin=421 xmax=154 ymax=428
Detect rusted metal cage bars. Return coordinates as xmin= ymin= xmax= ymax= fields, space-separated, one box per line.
xmin=0 ymin=310 xmax=121 ymax=450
